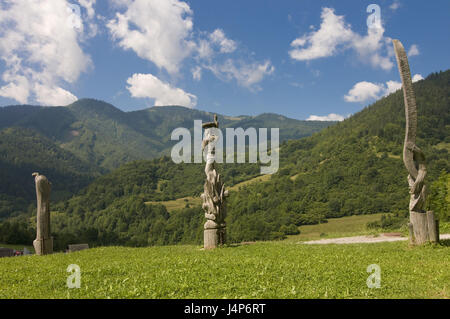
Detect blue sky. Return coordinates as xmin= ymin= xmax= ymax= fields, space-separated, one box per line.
xmin=0 ymin=0 xmax=449 ymax=121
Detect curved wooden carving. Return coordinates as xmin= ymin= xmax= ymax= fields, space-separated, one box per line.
xmin=392 ymin=39 xmax=427 ymax=213
xmin=392 ymin=39 xmax=438 ymax=245
xmin=393 ymin=40 xmax=419 ymax=180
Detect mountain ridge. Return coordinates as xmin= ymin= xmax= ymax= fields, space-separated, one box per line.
xmin=0 ymin=99 xmax=334 ymax=219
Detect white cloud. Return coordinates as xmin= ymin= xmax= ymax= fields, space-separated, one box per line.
xmin=78 ymin=0 xmax=99 ymax=38
xmin=412 ymin=74 xmax=424 ymax=82
xmin=107 ymin=0 xmax=195 ymax=75
xmin=384 ymin=80 xmax=402 ymax=95
xmin=191 ymin=66 xmax=202 ymax=81
xmin=208 ymin=29 xmax=237 ymax=53
xmin=108 ymin=0 xmax=272 ymax=94
xmin=126 ymin=73 xmax=197 ymax=108
xmin=390 ymin=1 xmax=401 ymax=11
xmin=108 ymin=0 xmax=272 ymax=93
xmin=79 ymin=0 xmax=96 ymax=19
xmin=289 ymin=8 xmax=354 ymax=61
xmin=345 ymin=73 xmax=424 ymax=103
xmin=34 ymin=84 xmax=78 ymax=106
xmin=0 ymin=75 xmax=30 ymax=104
xmin=289 ymin=7 xmax=393 ymax=70
xmin=0 ymin=0 xmax=93 ymax=105
xmin=197 ymin=39 xmax=214 ymax=59
xmin=307 ymin=113 xmax=347 ymax=121
xmin=205 ymin=59 xmax=275 ymax=91
xmin=408 ymin=44 xmax=420 ymax=57
xmin=195 ymin=29 xmax=273 ymax=89
xmin=344 ymin=81 xmax=384 ymax=102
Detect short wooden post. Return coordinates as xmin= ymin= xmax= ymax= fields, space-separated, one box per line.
xmin=426 ymin=211 xmax=439 ymax=243
xmin=204 ymin=227 xmax=219 ymax=250
xmin=410 ymin=212 xmax=428 ymax=245
xmin=435 ymin=219 xmax=440 ymax=243
xmin=408 ymin=222 xmax=414 ymax=245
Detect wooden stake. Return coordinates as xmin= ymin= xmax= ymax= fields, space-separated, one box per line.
xmin=426 ymin=211 xmax=438 ymax=243
xmin=408 ymin=222 xmax=414 ymax=245
xmin=410 ymin=212 xmax=428 ymax=245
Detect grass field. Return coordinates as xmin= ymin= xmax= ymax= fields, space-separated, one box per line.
xmin=146 ymin=196 xmax=201 ymax=212
xmin=0 ymin=240 xmax=448 ymax=299
xmin=2 ymin=215 xmax=448 ymax=299
xmin=287 ymin=213 xmax=387 ymax=242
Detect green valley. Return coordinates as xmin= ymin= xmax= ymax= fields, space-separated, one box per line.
xmin=0 ymin=70 xmax=448 ymax=251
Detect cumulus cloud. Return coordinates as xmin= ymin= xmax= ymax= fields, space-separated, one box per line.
xmin=194 ymin=28 xmax=273 ymax=89
xmin=34 ymin=84 xmax=78 ymax=106
xmin=408 ymin=44 xmax=420 ymax=57
xmin=307 ymin=113 xmax=347 ymax=121
xmin=196 ymin=39 xmax=214 ymax=60
xmin=107 ymin=0 xmax=195 ymax=75
xmin=289 ymin=7 xmax=393 ymax=71
xmin=344 ymin=81 xmax=384 ymax=102
xmin=208 ymin=29 xmax=237 ymax=53
xmin=384 ymin=80 xmax=402 ymax=95
xmin=0 ymin=75 xmax=30 ymax=104
xmin=126 ymin=73 xmax=197 ymax=108
xmin=289 ymin=8 xmax=354 ymax=61
xmin=412 ymin=74 xmax=424 ymax=82
xmin=0 ymin=0 xmax=93 ymax=105
xmin=390 ymin=1 xmax=401 ymax=11
xmin=345 ymin=73 xmax=424 ymax=103
xmin=108 ymin=1 xmax=272 ymax=93
xmin=205 ymin=59 xmax=275 ymax=91
xmin=194 ymin=29 xmax=237 ymax=60
xmin=78 ymin=0 xmax=99 ymax=38
xmin=191 ymin=66 xmax=202 ymax=81
xmin=79 ymin=0 xmax=96 ymax=19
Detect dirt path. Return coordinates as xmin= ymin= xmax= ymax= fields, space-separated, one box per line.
xmin=301 ymin=233 xmax=450 ymax=245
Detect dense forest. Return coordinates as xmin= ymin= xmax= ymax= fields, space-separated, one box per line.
xmin=0 ymin=127 xmax=102 ymax=219
xmin=0 ymin=70 xmax=448 ymax=249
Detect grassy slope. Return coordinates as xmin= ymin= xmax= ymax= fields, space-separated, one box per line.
xmin=0 ymin=240 xmax=448 ymax=299
xmin=145 ymin=174 xmax=272 ymax=212
xmin=286 ymin=213 xmax=385 ymax=242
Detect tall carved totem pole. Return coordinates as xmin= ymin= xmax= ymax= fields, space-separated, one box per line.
xmin=392 ymin=39 xmax=439 ymax=245
xmin=32 ymin=172 xmax=53 ymax=255
xmin=201 ymin=115 xmax=228 ymax=249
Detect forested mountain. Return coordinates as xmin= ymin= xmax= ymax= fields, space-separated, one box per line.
xmin=227 ymin=70 xmax=449 ymax=240
xmin=1 ymin=70 xmax=448 ymax=249
xmin=0 ymin=99 xmax=333 ymax=219
xmin=0 ymin=127 xmax=102 ymax=219
xmin=0 ymin=99 xmax=333 ymax=171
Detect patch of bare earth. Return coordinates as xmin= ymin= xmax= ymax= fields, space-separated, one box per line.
xmin=301 ymin=234 xmax=450 ymax=245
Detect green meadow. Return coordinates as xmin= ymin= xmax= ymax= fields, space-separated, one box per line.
xmin=1 ymin=239 xmax=449 ymax=299
xmin=287 ymin=213 xmax=386 ymax=242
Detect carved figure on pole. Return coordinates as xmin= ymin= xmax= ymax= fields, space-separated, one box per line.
xmin=201 ymin=115 xmax=228 ymax=249
xmin=32 ymin=172 xmax=53 ymax=255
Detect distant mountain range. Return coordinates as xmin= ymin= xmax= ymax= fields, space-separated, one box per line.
xmin=0 ymin=99 xmax=333 ymax=217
